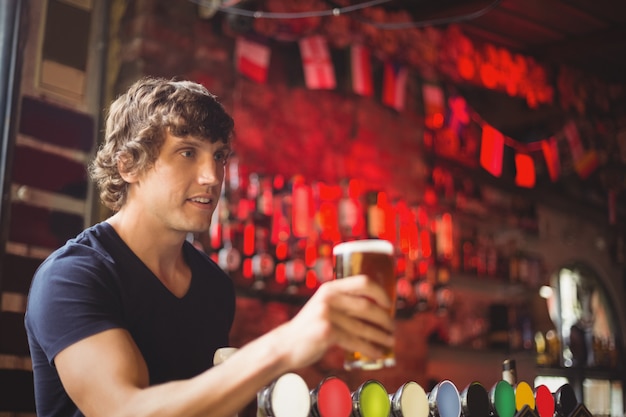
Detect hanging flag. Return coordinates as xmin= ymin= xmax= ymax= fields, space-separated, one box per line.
xmin=235 ymin=36 xmax=271 ymax=83
xmin=479 ymin=124 xmax=504 ymax=177
xmin=574 ymin=150 xmax=600 ymax=179
xmin=562 ymin=119 xmax=600 ymax=179
xmin=563 ymin=120 xmax=585 ymax=164
xmin=382 ymin=62 xmax=408 ymax=111
xmin=515 ymin=153 xmax=536 ymax=188
xmin=350 ymin=44 xmax=374 ymax=97
xmin=299 ymin=35 xmax=336 ymax=90
xmin=541 ymin=137 xmax=560 ymax=182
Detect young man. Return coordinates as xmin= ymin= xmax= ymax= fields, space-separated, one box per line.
xmin=24 ymin=77 xmax=395 ymax=417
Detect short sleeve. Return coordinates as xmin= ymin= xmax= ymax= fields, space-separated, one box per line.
xmin=25 ymin=246 xmax=125 ymax=365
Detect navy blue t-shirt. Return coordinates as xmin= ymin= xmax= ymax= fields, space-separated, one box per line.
xmin=25 ymin=222 xmax=236 ymax=417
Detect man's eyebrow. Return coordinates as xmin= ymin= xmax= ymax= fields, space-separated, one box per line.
xmin=216 ymin=143 xmax=232 ymax=153
xmin=175 ymin=136 xmax=230 ymax=151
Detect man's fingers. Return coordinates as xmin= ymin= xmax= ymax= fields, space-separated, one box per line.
xmin=330 ymin=321 xmax=394 ymax=360
xmin=323 ymin=274 xmax=393 ymax=310
xmin=330 ymin=291 xmax=395 ymax=334
xmin=331 ymin=312 xmax=395 ymax=350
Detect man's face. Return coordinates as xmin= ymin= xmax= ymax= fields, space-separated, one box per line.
xmin=127 ymin=131 xmax=230 ymax=235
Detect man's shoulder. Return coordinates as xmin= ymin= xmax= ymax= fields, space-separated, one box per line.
xmin=35 ymin=222 xmax=117 ymax=277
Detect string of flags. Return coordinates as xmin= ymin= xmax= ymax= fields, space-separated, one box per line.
xmin=234 ymin=35 xmax=605 ymax=190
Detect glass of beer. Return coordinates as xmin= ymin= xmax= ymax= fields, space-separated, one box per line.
xmin=332 ymin=239 xmax=396 ymax=370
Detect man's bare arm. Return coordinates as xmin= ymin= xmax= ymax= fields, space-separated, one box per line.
xmin=55 ymin=275 xmax=395 ymax=417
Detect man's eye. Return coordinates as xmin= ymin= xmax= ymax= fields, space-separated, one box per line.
xmin=215 ymin=151 xmax=231 ymax=165
xmin=181 ymin=149 xmax=195 ymax=158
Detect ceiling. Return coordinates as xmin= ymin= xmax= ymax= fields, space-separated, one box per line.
xmin=382 ymin=0 xmax=626 ymax=83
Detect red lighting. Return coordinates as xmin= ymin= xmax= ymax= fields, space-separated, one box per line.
xmin=243 ymin=222 xmax=255 ymax=256
xmin=292 ymin=180 xmax=312 ymax=238
xmin=437 ymin=213 xmax=454 ymax=260
xmin=457 ymin=56 xmax=475 ymax=80
xmin=317 ymin=182 xmax=342 ymax=200
xmin=210 ymin=221 xmax=221 ymax=249
xmin=348 ymin=179 xmax=362 ymax=199
xmin=418 ymin=260 xmax=429 ymax=276
xmin=273 ymin=174 xmax=284 ymax=190
xmin=275 ymin=241 xmax=288 ymax=260
xmin=396 ymin=256 xmax=406 ymax=274
xmin=243 ymin=258 xmax=253 ymax=279
xmin=424 ymin=188 xmax=438 ymax=205
xmin=479 ymin=62 xmax=499 ymax=89
xmin=305 ymin=244 xmax=317 ymax=267
xmin=515 ymin=153 xmax=536 ymax=188
xmin=420 ymin=229 xmax=432 ymax=258
xmin=275 ymin=263 xmax=286 ymax=284
xmin=305 ymin=270 xmax=317 ymax=289
xmin=431 ymin=113 xmax=444 ymax=129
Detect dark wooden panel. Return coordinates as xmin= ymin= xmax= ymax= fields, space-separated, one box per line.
xmin=19 ymin=96 xmax=94 ymax=152
xmin=0 ymin=312 xmax=29 ymax=356
xmin=13 ymin=145 xmax=87 ymax=199
xmin=0 ymin=369 xmax=35 ymax=412
xmin=1 ymin=254 xmax=42 ymax=294
xmin=9 ymin=202 xmax=83 ymax=249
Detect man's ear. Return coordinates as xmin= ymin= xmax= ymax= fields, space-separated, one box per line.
xmin=118 ymin=155 xmax=139 ymax=183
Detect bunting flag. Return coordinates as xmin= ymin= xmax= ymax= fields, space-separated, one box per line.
xmin=563 ymin=120 xmax=585 ymax=162
xmin=515 ymin=153 xmax=536 ymax=188
xmin=541 ymin=137 xmax=561 ymax=182
xmin=480 ymin=124 xmax=504 ymax=177
xmin=299 ymin=35 xmax=336 ymax=90
xmin=350 ymin=44 xmax=374 ymax=97
xmin=563 ymin=120 xmax=599 ymax=178
xmin=235 ymin=36 xmax=271 ymax=83
xmin=230 ymin=37 xmax=612 ymax=189
xmin=575 ymin=150 xmax=600 ymax=179
xmin=382 ymin=62 xmax=408 ymax=111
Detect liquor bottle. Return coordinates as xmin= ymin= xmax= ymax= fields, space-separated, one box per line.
xmin=312 ymin=180 xmax=341 ymax=244
xmin=365 ymin=190 xmax=384 ymax=239
xmin=250 ymin=226 xmax=275 ymax=290
xmin=291 ymin=175 xmax=312 ymax=239
xmin=217 ymin=223 xmax=242 ymax=277
xmin=270 ymin=177 xmax=290 ymax=287
xmin=284 ymin=238 xmax=306 ymax=293
xmin=501 ymin=359 xmax=517 ymax=385
xmin=460 ymin=226 xmax=477 ymax=275
xmin=312 ymin=242 xmax=333 ymax=285
xmin=338 ymin=179 xmax=364 ymax=240
xmin=256 ymin=175 xmax=274 ymax=219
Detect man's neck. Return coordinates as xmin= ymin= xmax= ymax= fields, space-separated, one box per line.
xmin=107 ymin=210 xmax=192 ymax=298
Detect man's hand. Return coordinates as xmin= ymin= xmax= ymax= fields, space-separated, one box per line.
xmin=273 ymin=274 xmax=395 ymax=370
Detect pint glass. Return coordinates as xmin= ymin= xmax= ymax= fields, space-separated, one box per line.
xmin=332 ymin=239 xmax=396 ymax=370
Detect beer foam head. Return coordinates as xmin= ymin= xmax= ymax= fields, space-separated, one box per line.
xmin=333 ymin=239 xmax=393 ymax=256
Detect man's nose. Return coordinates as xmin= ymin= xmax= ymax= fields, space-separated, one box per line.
xmin=198 ymin=159 xmax=219 ymax=185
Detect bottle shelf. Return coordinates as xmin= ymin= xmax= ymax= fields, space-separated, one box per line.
xmin=448 ymin=273 xmax=533 ymax=304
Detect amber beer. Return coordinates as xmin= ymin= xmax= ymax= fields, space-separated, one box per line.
xmin=332 ymin=239 xmax=396 ymax=370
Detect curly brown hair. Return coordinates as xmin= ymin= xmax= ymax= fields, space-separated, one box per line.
xmin=89 ymin=77 xmax=234 ymax=211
